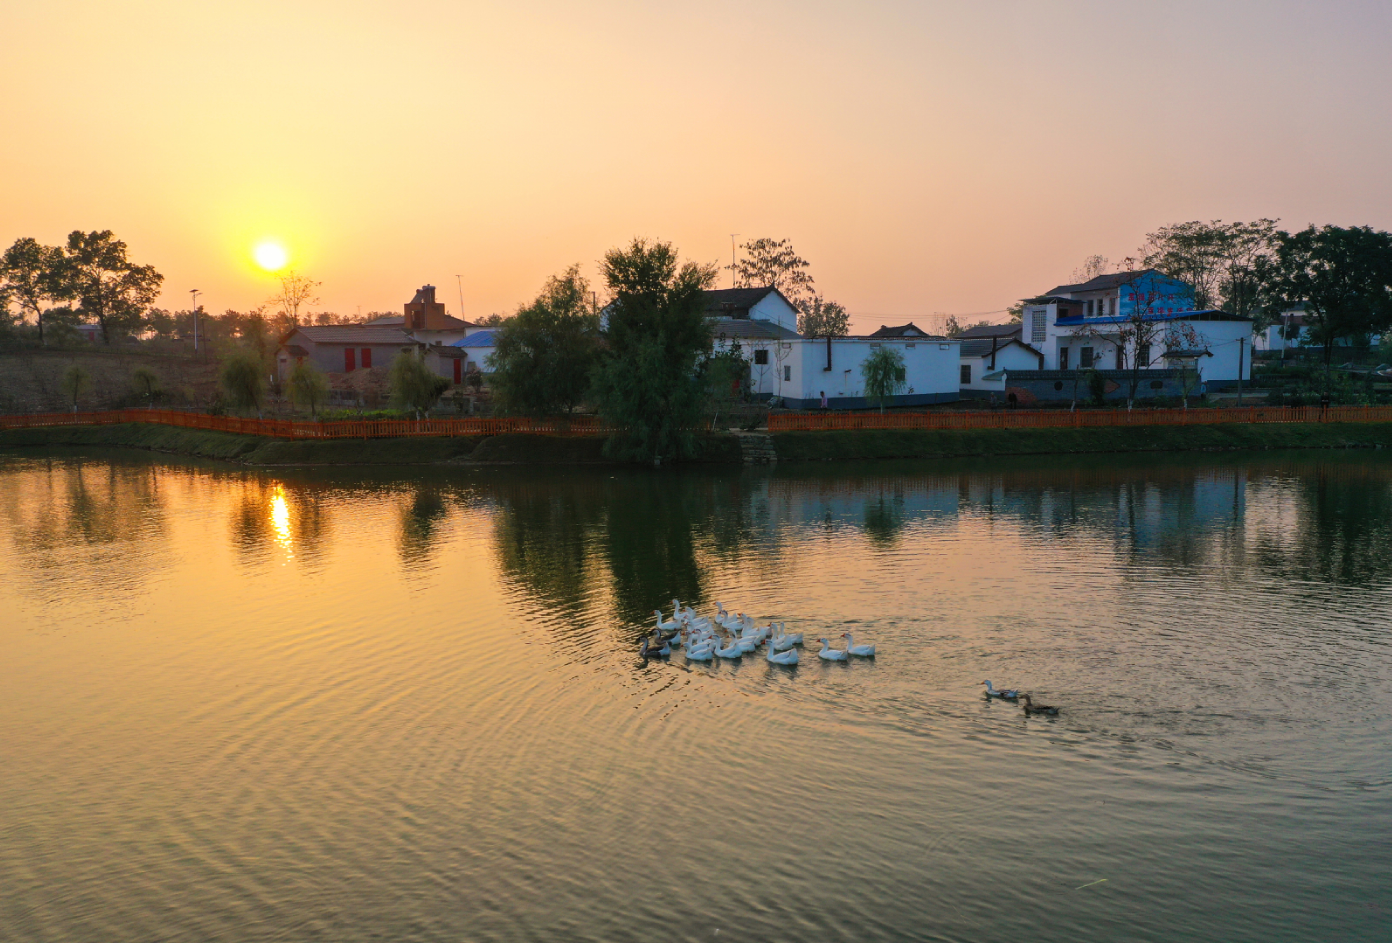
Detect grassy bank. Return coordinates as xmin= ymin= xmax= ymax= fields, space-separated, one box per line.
xmin=0 ymin=423 xmax=744 ymax=465
xmin=771 ymin=422 xmax=1392 ymax=462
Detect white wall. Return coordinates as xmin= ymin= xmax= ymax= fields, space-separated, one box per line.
xmin=766 ymin=337 xmax=959 ymax=408
xmin=748 ymin=294 xmax=799 ymax=332
xmin=961 ymin=344 xmax=1040 ymax=390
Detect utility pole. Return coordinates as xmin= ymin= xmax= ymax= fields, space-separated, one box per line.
xmin=455 ymin=274 xmax=465 ymax=320
xmin=190 ymin=289 xmax=201 ymax=354
xmin=729 ymin=234 xmax=739 ymax=287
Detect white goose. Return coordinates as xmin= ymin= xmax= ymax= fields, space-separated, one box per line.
xmin=982 ymin=680 xmax=1019 ymax=700
xmin=653 ymin=609 xmax=681 ymax=632
xmin=841 ymin=633 xmax=876 ymax=657
xmin=817 ymin=638 xmax=849 ymax=661
xmin=685 ymin=642 xmax=714 ymax=662
xmin=714 ymin=636 xmax=745 ymax=659
xmin=766 ymin=641 xmax=799 ymax=665
xmin=772 ymin=622 xmax=803 ymax=649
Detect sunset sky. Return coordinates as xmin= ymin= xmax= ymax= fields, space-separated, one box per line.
xmin=4 ymin=0 xmax=1391 ymax=331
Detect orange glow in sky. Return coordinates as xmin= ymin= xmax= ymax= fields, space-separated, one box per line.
xmin=3 ymin=1 xmax=1391 ymax=329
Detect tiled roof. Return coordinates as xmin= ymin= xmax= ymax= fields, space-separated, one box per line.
xmin=287 ymin=326 xmax=417 ymax=345
xmin=366 ymin=314 xmax=474 ymax=330
xmin=955 ymin=323 xmax=1022 ymax=339
xmin=869 ymin=322 xmax=931 ymax=337
xmin=701 ymin=287 xmax=797 ymax=317
xmin=1046 ymin=269 xmax=1156 ymax=295
xmin=711 ymin=317 xmax=801 ymax=340
xmin=1055 ymin=309 xmax=1252 ymax=326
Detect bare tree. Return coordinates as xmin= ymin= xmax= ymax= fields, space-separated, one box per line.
xmin=1068 ymin=263 xmax=1177 ymax=409
xmin=728 ymin=238 xmax=815 ymax=308
xmin=1071 ymin=254 xmax=1110 ymax=283
xmin=268 ymin=270 xmax=321 ymax=326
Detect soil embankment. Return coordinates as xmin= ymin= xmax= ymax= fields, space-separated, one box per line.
xmin=4 ymin=420 xmax=1392 ymax=466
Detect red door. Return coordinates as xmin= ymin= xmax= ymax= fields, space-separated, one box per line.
xmin=453 ymin=359 xmax=462 ymax=384
xmin=361 ymin=348 xmax=372 ymax=369
xmin=345 ymin=348 xmax=356 ymax=372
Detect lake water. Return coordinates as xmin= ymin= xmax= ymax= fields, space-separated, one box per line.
xmin=2 ymin=448 xmax=1390 ymax=942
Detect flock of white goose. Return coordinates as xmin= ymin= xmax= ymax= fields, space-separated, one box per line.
xmin=640 ymin=599 xmax=875 ymax=666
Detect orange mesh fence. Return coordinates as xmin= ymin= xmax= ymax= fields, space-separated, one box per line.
xmin=768 ymin=405 xmax=1392 ymax=432
xmin=0 ymin=410 xmax=617 ymax=438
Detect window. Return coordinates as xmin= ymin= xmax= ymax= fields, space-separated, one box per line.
xmin=783 ymin=365 xmax=791 ymax=381
xmin=1150 ymin=380 xmax=1164 ymax=390
xmin=361 ymin=348 xmax=372 ymax=369
xmin=1080 ymin=346 xmax=1094 ymax=368
xmin=1030 ymin=309 xmax=1047 ymax=344
xmin=344 ymin=348 xmax=356 ymax=372
xmin=961 ymin=364 xmax=972 ymax=384
xmin=1086 ymin=300 xmax=1094 ymax=317
xmin=1059 ymin=348 xmax=1070 ymax=370
xmin=754 ymin=349 xmax=768 ymax=365
xmin=1137 ymin=342 xmax=1151 ymax=366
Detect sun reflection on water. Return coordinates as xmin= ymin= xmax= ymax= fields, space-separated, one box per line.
xmin=270 ymin=486 xmax=293 ymax=558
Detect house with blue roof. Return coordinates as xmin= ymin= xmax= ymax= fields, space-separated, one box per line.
xmin=450 ymin=329 xmax=499 ymax=375
xmin=1018 ymin=269 xmax=1252 ymax=390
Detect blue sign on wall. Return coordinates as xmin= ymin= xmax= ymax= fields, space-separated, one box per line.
xmin=1118 ymin=272 xmax=1196 ymax=318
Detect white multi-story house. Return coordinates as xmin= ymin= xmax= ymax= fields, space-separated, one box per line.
xmin=1019 ymin=270 xmax=1253 ymax=389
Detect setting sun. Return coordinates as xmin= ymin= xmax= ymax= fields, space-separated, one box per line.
xmin=254 ymin=240 xmax=288 ymax=272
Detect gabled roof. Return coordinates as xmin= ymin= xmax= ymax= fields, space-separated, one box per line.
xmin=710 ymin=317 xmax=802 ymax=341
xmin=285 ymin=326 xmax=418 ymax=345
xmin=701 ymin=286 xmax=798 ymax=318
xmin=1047 ymin=269 xmax=1161 ymax=295
xmin=869 ymin=322 xmax=932 ymax=338
xmin=452 ymin=330 xmax=499 ymax=347
xmin=959 ymin=337 xmax=1042 ymax=359
xmin=366 ymin=313 xmax=475 ymax=330
xmin=955 ymin=323 xmax=1022 ymax=340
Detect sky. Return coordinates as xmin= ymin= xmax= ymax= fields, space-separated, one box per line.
xmin=4 ymin=0 xmax=1392 ymax=332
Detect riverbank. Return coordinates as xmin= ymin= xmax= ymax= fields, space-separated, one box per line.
xmin=4 ymin=419 xmax=1392 ymax=465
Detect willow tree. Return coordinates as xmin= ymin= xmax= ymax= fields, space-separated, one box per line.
xmin=288 ymin=360 xmax=330 ymax=418
xmin=389 ymin=352 xmax=448 ymax=419
xmin=221 ymin=350 xmax=266 ymax=417
xmin=861 ymin=346 xmax=906 ymax=413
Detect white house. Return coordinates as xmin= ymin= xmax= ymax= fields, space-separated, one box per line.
xmin=958 ymin=336 xmax=1043 ymax=395
xmin=731 ymin=335 xmax=961 ymax=408
xmin=1020 ymin=270 xmax=1253 ymax=389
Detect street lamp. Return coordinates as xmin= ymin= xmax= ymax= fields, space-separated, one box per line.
xmin=190 ymin=289 xmax=201 ymax=353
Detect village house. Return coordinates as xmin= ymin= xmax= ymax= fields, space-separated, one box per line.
xmin=1018 ymin=269 xmax=1253 ymax=391
xmin=276 ymin=325 xmax=421 ymax=382
xmin=702 ymin=289 xmax=961 ymax=407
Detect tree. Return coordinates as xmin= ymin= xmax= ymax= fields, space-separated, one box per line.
xmin=1071 ymin=254 xmax=1110 ymax=283
xmin=943 ymin=315 xmax=995 ymax=337
xmin=729 ymin=237 xmax=815 ymax=308
xmin=798 ymin=296 xmax=850 ymax=339
xmin=702 ymin=346 xmax=748 ymax=429
xmin=476 ymin=312 xmax=508 ymax=327
xmin=60 ymin=364 xmax=90 ymax=412
xmin=1259 ymin=225 xmax=1392 ymax=390
xmin=1 ymin=237 xmax=70 ymax=346
xmin=62 ymin=231 xmax=164 ymax=345
xmin=1068 ymin=262 xmax=1175 ymax=409
xmin=267 ymin=270 xmax=320 ymax=326
xmin=490 ymin=266 xmax=600 ymax=416
xmin=861 ymin=346 xmax=907 ymax=413
xmin=220 ymin=350 xmax=266 ymax=417
xmin=1141 ymin=219 xmax=1279 ymax=319
xmin=591 ymin=238 xmax=716 ymax=462
xmin=131 ymin=366 xmax=161 ymax=408
xmin=287 ymin=360 xmax=330 ymax=418
xmin=389 ymin=351 xmax=448 ymax=419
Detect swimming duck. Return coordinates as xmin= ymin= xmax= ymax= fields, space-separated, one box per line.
xmin=982 ymin=680 xmax=1019 ymax=700
xmin=841 ymin=633 xmax=876 ymax=657
xmin=653 ymin=609 xmax=681 ymax=632
xmin=714 ymin=637 xmax=745 ymax=659
xmin=639 ymin=636 xmax=670 ymax=658
xmin=1020 ymin=694 xmax=1059 ymax=716
xmin=817 ymin=638 xmax=849 ymax=661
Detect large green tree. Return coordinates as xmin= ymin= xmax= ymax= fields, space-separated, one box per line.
xmin=0 ymin=237 xmax=71 ymax=345
xmin=1259 ymin=225 xmax=1392 ymax=387
xmin=1141 ymin=219 xmax=1279 ymax=320
xmin=490 ymin=266 xmax=600 ymax=416
xmin=861 ymin=346 xmax=906 ymax=413
xmin=591 ymin=238 xmax=715 ymax=462
xmin=62 ymin=230 xmax=164 ymax=344
xmin=220 ymin=350 xmax=267 ymax=417
xmin=731 ymin=236 xmax=850 ymax=339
